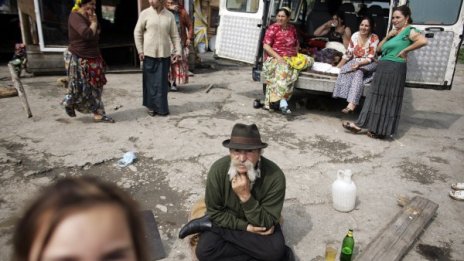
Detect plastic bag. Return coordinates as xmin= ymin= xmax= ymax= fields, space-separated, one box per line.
xmin=118 ymin=151 xmax=137 ymax=167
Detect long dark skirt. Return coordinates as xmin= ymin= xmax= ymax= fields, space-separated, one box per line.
xmin=64 ymin=50 xmax=107 ymax=115
xmin=355 ymin=60 xmax=407 ymax=136
xmin=143 ymin=56 xmax=171 ymax=115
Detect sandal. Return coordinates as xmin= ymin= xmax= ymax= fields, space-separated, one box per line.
xmin=64 ymin=106 xmax=76 ymax=117
xmin=449 ymin=190 xmax=464 ymax=201
xmin=342 ymin=121 xmax=361 ymax=133
xmin=451 ymin=183 xmax=464 ymax=190
xmin=367 ymin=131 xmax=385 ymax=139
xmin=280 ymin=106 xmax=292 ymax=114
xmin=94 ymin=115 xmax=115 ymax=123
xmin=341 ymin=107 xmax=355 ymax=114
xmin=253 ymin=99 xmax=263 ymax=109
xmin=147 ymin=110 xmax=156 ymax=116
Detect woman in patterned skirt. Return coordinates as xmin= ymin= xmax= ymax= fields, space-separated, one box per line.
xmin=333 ymin=16 xmax=379 ymax=113
xmin=166 ymin=0 xmax=193 ymax=91
xmin=261 ymin=7 xmax=300 ymax=114
xmin=62 ymin=0 xmax=114 ymax=123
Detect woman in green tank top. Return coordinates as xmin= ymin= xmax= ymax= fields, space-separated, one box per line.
xmin=341 ymin=5 xmax=428 ymax=139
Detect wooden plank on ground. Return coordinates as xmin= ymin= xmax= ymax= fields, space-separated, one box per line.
xmin=0 ymin=87 xmax=18 ymax=98
xmin=357 ymin=196 xmax=438 ymax=261
xmin=8 ymin=63 xmax=32 ymax=118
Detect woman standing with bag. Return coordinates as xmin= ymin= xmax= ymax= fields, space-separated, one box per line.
xmin=62 ymin=0 xmax=114 ymax=123
xmin=166 ymin=0 xmax=193 ymax=92
xmin=342 ymin=5 xmax=427 ymax=139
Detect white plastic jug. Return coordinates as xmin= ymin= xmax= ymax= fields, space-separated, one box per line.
xmin=332 ymin=169 xmax=357 ymax=212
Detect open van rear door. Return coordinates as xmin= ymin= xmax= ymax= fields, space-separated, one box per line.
xmin=215 ymin=0 xmax=264 ymax=63
xmin=404 ymin=0 xmax=464 ymax=89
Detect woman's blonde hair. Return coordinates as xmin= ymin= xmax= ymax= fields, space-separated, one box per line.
xmin=279 ymin=7 xmax=292 ymax=17
xmin=72 ymin=0 xmax=94 ymax=12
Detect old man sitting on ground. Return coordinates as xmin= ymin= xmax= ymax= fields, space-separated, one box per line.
xmin=179 ymin=123 xmax=294 ymax=261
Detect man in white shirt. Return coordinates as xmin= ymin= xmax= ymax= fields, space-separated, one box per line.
xmin=134 ymin=0 xmax=181 ymax=116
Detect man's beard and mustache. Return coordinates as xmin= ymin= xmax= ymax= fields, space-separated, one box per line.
xmin=228 ymin=159 xmax=259 ymax=186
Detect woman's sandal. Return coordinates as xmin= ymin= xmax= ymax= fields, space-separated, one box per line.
xmin=449 ymin=190 xmax=464 ymax=201
xmin=341 ymin=107 xmax=355 ymax=114
xmin=280 ymin=106 xmax=292 ymax=115
xmin=65 ymin=106 xmax=76 ymax=117
xmin=367 ymin=131 xmax=385 ymax=139
xmin=147 ymin=110 xmax=156 ymax=116
xmin=451 ymin=183 xmax=464 ymax=190
xmin=94 ymin=115 xmax=115 ymax=123
xmin=342 ymin=121 xmax=361 ymax=133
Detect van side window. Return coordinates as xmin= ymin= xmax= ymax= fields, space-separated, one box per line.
xmin=408 ymin=0 xmax=461 ymax=25
xmin=226 ymin=0 xmax=259 ymax=13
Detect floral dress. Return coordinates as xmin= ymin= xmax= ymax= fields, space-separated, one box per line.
xmin=333 ymin=32 xmax=379 ymax=105
xmin=168 ymin=8 xmax=192 ymax=85
xmin=262 ymin=23 xmax=299 ymax=109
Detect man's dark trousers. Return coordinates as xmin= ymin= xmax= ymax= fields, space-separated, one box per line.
xmin=196 ymin=224 xmax=286 ymax=261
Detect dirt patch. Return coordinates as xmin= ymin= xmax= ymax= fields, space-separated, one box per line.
xmin=427 ymin=156 xmax=449 ymax=164
xmin=0 ymin=140 xmax=187 ymax=253
xmin=0 ymin=139 xmax=56 ymax=178
xmin=310 ymin=135 xmax=376 ymax=163
xmin=397 ymin=159 xmax=447 ymax=185
xmin=416 ymin=242 xmax=452 ymax=261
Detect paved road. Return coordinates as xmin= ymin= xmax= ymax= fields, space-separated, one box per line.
xmin=0 ymin=58 xmax=463 ymax=260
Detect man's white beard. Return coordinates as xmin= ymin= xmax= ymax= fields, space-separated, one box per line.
xmin=228 ymin=159 xmax=259 ymax=186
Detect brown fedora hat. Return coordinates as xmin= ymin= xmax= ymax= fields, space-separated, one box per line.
xmin=222 ymin=123 xmax=268 ymax=150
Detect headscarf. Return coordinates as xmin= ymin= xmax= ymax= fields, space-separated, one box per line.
xmin=72 ymin=0 xmax=82 ymax=12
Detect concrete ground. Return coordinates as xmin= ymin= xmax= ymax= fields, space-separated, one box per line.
xmin=0 ymin=54 xmax=463 ymax=260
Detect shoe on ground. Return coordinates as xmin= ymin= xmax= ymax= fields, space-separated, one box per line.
xmin=280 ymin=106 xmax=291 ymax=114
xmin=341 ymin=106 xmax=355 ymax=114
xmin=170 ymin=85 xmax=178 ymax=92
xmin=64 ymin=106 xmax=76 ymax=117
xmin=93 ymin=115 xmax=115 ymax=123
xmin=451 ymin=183 xmax=464 ymax=190
xmin=147 ymin=109 xmax=156 ymax=116
xmin=253 ymin=99 xmax=263 ymax=109
xmin=178 ymin=215 xmax=212 ymax=239
xmin=449 ymin=190 xmax=464 ymax=201
xmin=342 ymin=121 xmax=362 ymax=134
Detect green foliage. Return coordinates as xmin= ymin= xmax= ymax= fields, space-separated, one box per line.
xmin=459 ymin=48 xmax=464 ymax=64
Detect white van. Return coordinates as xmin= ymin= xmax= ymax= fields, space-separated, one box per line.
xmin=214 ymin=0 xmax=464 ymax=92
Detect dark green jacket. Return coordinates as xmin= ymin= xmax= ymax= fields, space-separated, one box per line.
xmin=205 ymin=156 xmax=286 ymax=231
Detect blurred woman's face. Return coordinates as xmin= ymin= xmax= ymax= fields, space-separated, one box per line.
xmin=33 ymin=204 xmax=136 ymax=261
xmin=392 ymin=10 xmax=408 ymax=29
xmin=358 ymin=19 xmax=371 ymax=35
xmin=276 ymin=11 xmax=289 ymax=26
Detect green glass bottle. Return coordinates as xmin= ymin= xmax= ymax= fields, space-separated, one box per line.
xmin=340 ymin=229 xmax=354 ymax=261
